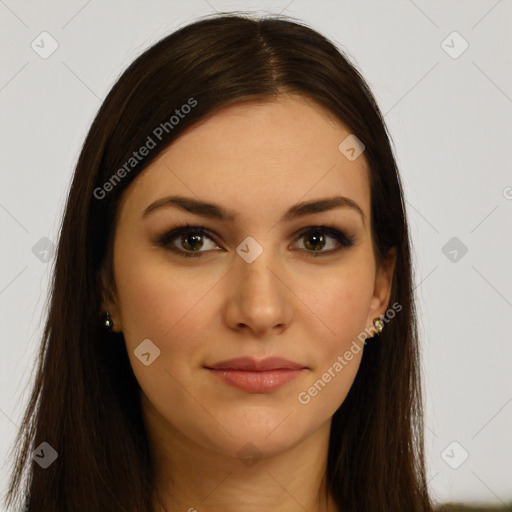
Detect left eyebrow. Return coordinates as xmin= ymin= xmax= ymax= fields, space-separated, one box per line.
xmin=142 ymin=194 xmax=365 ymax=226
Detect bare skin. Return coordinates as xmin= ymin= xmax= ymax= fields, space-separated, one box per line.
xmin=102 ymin=93 xmax=396 ymax=512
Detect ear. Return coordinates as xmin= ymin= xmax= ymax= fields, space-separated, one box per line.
xmin=100 ymin=266 xmax=123 ymax=333
xmin=366 ymin=246 xmax=397 ymax=331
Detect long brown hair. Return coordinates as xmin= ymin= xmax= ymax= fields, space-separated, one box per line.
xmin=4 ymin=12 xmax=433 ymax=512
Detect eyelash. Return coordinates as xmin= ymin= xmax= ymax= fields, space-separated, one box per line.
xmin=154 ymin=223 xmax=355 ymax=259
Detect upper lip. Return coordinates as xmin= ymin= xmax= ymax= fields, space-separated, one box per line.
xmin=205 ymin=357 xmax=307 ymax=371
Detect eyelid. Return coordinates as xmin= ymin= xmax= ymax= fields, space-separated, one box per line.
xmin=154 ymin=223 xmax=355 ymax=258
xmin=154 ymin=224 xmax=220 ymax=257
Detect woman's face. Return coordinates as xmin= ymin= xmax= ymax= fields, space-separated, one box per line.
xmin=105 ymin=93 xmax=395 ymax=461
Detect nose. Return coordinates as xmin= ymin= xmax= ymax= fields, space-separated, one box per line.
xmin=223 ymin=248 xmax=293 ymax=337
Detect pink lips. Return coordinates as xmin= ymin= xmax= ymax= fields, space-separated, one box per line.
xmin=205 ymin=357 xmax=307 ymax=393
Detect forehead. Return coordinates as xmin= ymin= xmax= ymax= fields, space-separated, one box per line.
xmin=118 ymin=94 xmax=371 ymax=225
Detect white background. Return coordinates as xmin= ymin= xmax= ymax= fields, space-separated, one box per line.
xmin=1 ymin=0 xmax=511 ymax=508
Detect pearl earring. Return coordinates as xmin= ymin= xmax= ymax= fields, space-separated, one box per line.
xmin=102 ymin=297 xmax=113 ymax=331
xmin=373 ymin=317 xmax=384 ymax=334
xmin=103 ymin=311 xmax=114 ymax=331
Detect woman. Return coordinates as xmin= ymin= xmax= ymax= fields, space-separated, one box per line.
xmin=5 ymin=12 xmax=434 ymax=512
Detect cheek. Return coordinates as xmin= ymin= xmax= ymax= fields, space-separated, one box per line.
xmin=308 ymin=264 xmax=374 ymax=350
xmin=295 ymin=265 xmax=374 ymax=412
xmin=114 ymin=259 xmax=174 ymax=345
xmin=113 ymin=245 xmax=221 ymax=368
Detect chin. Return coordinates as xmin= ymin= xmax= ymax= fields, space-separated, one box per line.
xmin=205 ymin=428 xmax=306 ymax=463
xmin=197 ymin=408 xmax=314 ymax=459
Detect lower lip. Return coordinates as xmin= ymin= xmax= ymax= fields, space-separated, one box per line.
xmin=206 ymin=368 xmax=305 ymax=393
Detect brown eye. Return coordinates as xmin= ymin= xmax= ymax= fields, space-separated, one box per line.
xmin=303 ymin=230 xmax=327 ymax=251
xmin=155 ymin=225 xmax=220 ymax=258
xmin=293 ymin=226 xmax=355 ymax=258
xmin=180 ymin=232 xmax=204 ymax=252
xmin=155 ymin=224 xmax=355 ymax=259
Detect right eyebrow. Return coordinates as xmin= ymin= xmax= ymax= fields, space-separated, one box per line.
xmin=142 ymin=194 xmax=365 ymax=227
